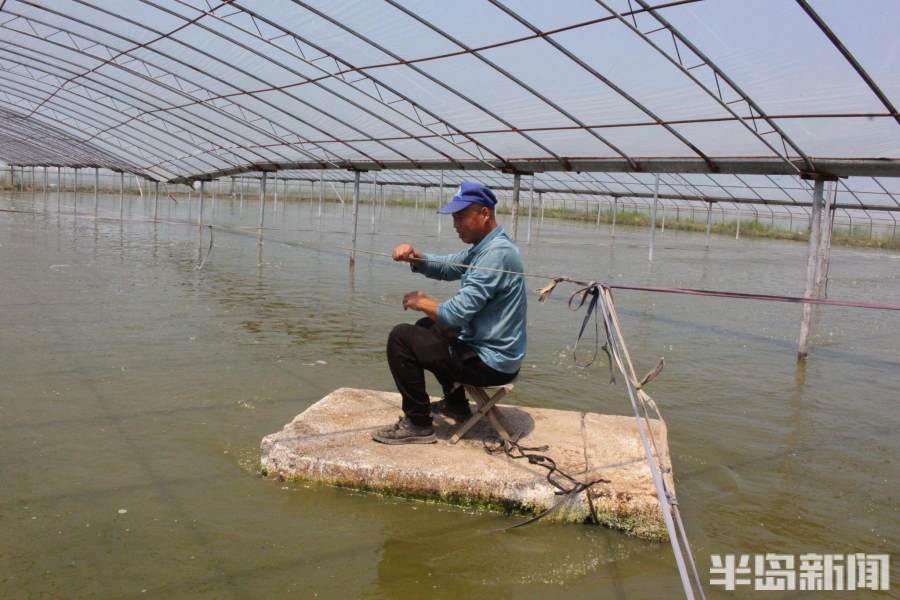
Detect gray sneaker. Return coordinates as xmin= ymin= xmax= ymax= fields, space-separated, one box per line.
xmin=372 ymin=416 xmax=437 ymax=445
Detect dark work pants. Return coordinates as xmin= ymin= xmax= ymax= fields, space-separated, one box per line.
xmin=386 ymin=317 xmax=518 ymax=426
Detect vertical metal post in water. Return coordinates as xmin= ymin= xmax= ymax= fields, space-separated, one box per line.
xmin=42 ymin=166 xmax=47 ymax=197
xmin=539 ymin=192 xmax=544 ymax=225
xmin=73 ymin=168 xmax=78 ymax=214
xmin=154 ymin=181 xmax=159 ymax=222
xmin=257 ymin=172 xmax=267 ymax=248
xmin=57 ymin=167 xmax=61 ymax=212
xmin=350 ymin=170 xmax=361 ymax=266
xmin=438 ymin=171 xmax=444 ymax=237
xmin=318 ymin=170 xmax=324 ymax=218
xmin=815 ymin=182 xmax=836 ymax=298
xmin=119 ymin=172 xmax=125 ymax=220
xmin=511 ymin=172 xmax=521 ymax=240
xmin=704 ymin=202 xmax=712 ymax=247
xmin=798 ymin=178 xmax=824 ymax=361
xmin=371 ymin=172 xmax=378 ymax=233
xmin=93 ymin=168 xmax=99 ymax=213
xmin=649 ymin=174 xmax=659 ymax=262
xmin=526 ymin=177 xmax=534 ymax=243
xmin=273 ymin=173 xmax=278 ymax=213
xmin=198 ymin=180 xmax=205 ymax=231
xmin=240 ymin=176 xmax=244 ymax=208
xmin=611 ymin=197 xmax=617 ymax=238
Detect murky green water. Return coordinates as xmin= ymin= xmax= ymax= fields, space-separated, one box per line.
xmin=1 ymin=190 xmax=897 ymax=598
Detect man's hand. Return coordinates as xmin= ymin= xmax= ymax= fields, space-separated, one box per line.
xmin=402 ymin=290 xmax=439 ymax=320
xmin=392 ymin=243 xmax=421 ymax=263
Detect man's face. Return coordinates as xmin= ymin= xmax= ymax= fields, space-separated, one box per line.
xmin=452 ymin=203 xmax=489 ymax=244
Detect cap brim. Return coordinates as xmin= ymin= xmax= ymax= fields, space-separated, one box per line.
xmin=436 ymin=198 xmax=472 ymax=214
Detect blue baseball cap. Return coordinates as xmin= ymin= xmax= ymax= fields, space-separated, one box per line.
xmin=437 ymin=181 xmax=497 ymax=214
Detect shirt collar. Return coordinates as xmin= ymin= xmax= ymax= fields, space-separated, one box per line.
xmin=470 ymin=225 xmax=504 ymax=255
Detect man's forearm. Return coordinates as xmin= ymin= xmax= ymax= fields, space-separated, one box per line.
xmin=416 ymin=297 xmax=439 ymax=321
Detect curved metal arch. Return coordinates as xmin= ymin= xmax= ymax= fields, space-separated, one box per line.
xmin=10 ymin=2 xmax=364 ymax=173
xmin=95 ymin=0 xmax=422 ymax=169
xmin=381 ymin=0 xmax=640 ymax=171
xmin=151 ymin=0 xmax=506 ymax=169
xmin=55 ymin=0 xmax=380 ymax=167
xmin=0 ymin=72 xmax=184 ymax=172
xmin=629 ymin=0 xmax=815 ymax=173
xmin=0 ymin=41 xmax=247 ymax=176
xmin=597 ymin=0 xmax=811 ymax=175
xmin=0 ymin=6 xmax=307 ymax=176
xmin=488 ymin=0 xmax=717 ymax=172
xmin=0 ymin=45 xmax=246 ymax=175
xmin=0 ymin=107 xmax=141 ymax=170
xmin=794 ymin=0 xmax=899 ymax=127
xmin=141 ymin=0 xmax=472 ymax=170
xmin=288 ymin=0 xmax=564 ymax=167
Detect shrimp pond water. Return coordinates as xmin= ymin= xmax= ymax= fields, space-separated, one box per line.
xmin=1 ymin=190 xmax=898 ymax=598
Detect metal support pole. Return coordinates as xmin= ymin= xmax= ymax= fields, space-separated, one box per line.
xmin=596 ymin=198 xmax=602 ymax=226
xmin=273 ymin=173 xmax=278 ymax=213
xmin=649 ymin=174 xmax=659 ymax=261
xmin=705 ymin=203 xmax=712 ymax=247
xmin=93 ymin=168 xmax=99 ymax=213
xmin=798 ymin=179 xmax=825 ymax=361
xmin=527 ymin=177 xmax=534 ymax=243
xmin=611 ymin=197 xmax=617 ymax=238
xmin=511 ymin=173 xmax=521 ymax=240
xmin=119 ymin=172 xmax=125 ymax=220
xmin=240 ymin=176 xmax=244 ymax=209
xmin=57 ymin=167 xmax=61 ymax=212
xmin=350 ymin=170 xmax=361 ymax=266
xmin=73 ymin=168 xmax=78 ymax=214
xmin=736 ymin=205 xmax=741 ymax=240
xmin=438 ymin=171 xmax=444 ymax=237
xmin=539 ymin=192 xmax=544 ymax=225
xmin=661 ymin=205 xmax=666 ymax=233
xmin=154 ymin=181 xmax=159 ymax=222
xmin=371 ymin=172 xmax=378 ymax=233
xmin=815 ymin=182 xmax=835 ymax=298
xmin=257 ymin=172 xmax=267 ymax=248
xmin=42 ymin=166 xmax=47 ymax=197
xmin=318 ymin=170 xmax=324 ymax=218
xmin=198 ymin=180 xmax=205 ymax=231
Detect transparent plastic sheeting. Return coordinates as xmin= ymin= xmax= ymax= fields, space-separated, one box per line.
xmin=0 ymin=0 xmax=897 ymax=184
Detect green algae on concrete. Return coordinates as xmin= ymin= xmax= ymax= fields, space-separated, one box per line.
xmin=260 ymin=388 xmax=673 ymax=541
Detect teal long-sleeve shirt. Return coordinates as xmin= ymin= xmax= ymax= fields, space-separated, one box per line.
xmin=413 ymin=226 xmax=527 ymax=374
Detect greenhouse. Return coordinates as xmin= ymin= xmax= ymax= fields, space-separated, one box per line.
xmin=1 ymin=1 xmax=897 ymax=598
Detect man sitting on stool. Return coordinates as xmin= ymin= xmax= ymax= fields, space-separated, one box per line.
xmin=374 ymin=182 xmax=527 ymax=445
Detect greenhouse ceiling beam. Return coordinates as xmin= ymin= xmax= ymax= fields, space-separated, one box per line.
xmin=168 ymin=157 xmax=900 ymax=185
xmin=488 ymin=0 xmax=716 ymax=172
xmin=795 ymin=0 xmax=900 ymax=127
xmin=383 ymin=0 xmax=639 ymax=170
xmin=629 ymin=0 xmax=814 ymax=173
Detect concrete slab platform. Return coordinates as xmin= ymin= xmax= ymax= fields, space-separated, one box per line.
xmin=260 ymin=388 xmax=674 ymax=540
